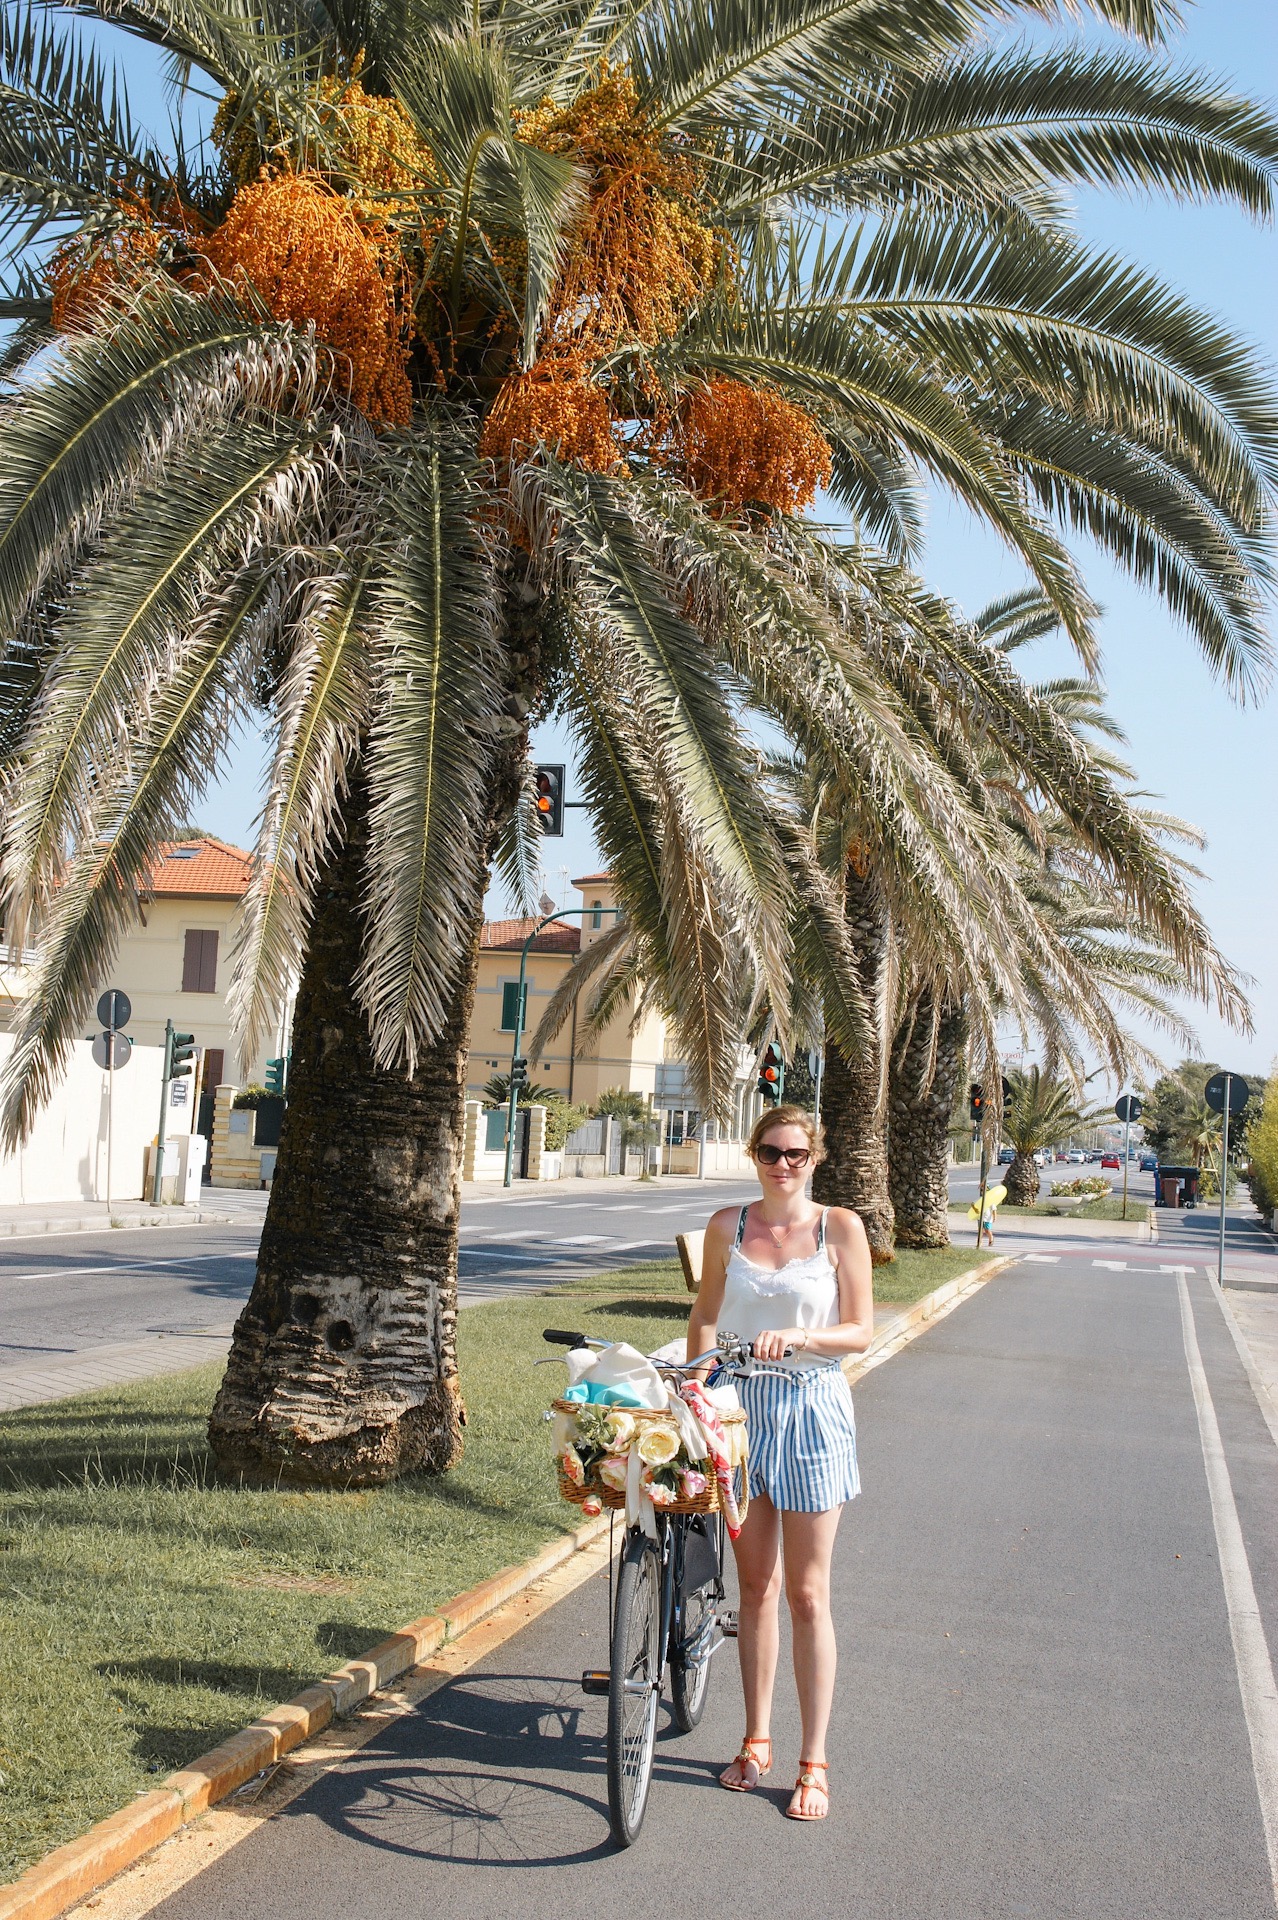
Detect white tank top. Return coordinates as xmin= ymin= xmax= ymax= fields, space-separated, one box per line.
xmin=719 ymin=1205 xmax=840 ymax=1371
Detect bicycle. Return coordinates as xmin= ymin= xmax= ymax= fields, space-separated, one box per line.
xmin=541 ymin=1326 xmax=768 ymax=1847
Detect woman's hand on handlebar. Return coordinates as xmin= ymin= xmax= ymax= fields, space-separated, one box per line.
xmin=752 ymin=1327 xmax=805 ymax=1362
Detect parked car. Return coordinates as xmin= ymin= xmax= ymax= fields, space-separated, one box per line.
xmin=1139 ymin=1152 xmax=1158 ymax=1171
xmin=1068 ymin=1150 xmax=1087 ymax=1164
xmin=998 ymin=1147 xmax=1015 ymax=1164
xmin=1101 ymin=1152 xmax=1120 ymax=1169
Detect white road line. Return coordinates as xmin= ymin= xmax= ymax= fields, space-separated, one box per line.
xmin=1093 ymin=1260 xmax=1128 ymax=1271
xmin=1020 ymin=1253 xmax=1060 ymax=1264
xmin=0 ymin=1249 xmax=258 ymax=1285
xmin=1159 ymin=1264 xmax=1196 ymax=1275
xmin=1177 ymin=1270 xmax=1278 ymax=1901
xmin=551 ymin=1234 xmax=611 ymax=1245
xmin=1207 ymin=1269 xmax=1278 ymax=1455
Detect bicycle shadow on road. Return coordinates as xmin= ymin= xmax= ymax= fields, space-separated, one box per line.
xmin=276 ymin=1667 xmax=720 ymax=1868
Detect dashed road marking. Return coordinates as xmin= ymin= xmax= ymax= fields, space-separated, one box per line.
xmin=1093 ymin=1260 xmax=1128 ymax=1271
xmin=1020 ymin=1253 xmax=1060 ymax=1264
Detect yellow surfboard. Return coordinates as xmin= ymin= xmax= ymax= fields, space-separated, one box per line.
xmin=967 ymin=1182 xmax=1007 ymax=1220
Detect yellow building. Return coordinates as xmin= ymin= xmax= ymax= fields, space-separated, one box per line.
xmin=467 ymin=871 xmax=671 ymax=1110
xmin=3 ymin=846 xmax=756 ymax=1166
xmin=1 ymin=838 xmax=292 ymax=1129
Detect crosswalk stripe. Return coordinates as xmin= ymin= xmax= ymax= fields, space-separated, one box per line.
xmin=1093 ymin=1260 xmax=1128 ymax=1271
xmin=1020 ymin=1253 xmax=1060 ymax=1264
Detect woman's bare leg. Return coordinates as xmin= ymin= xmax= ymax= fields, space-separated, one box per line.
xmin=781 ymin=1505 xmax=843 ymax=1815
xmin=721 ymin=1490 xmax=782 ymax=1784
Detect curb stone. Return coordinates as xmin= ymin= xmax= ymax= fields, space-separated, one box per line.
xmin=0 ymin=1253 xmax=1010 ymax=1919
xmin=0 ymin=1210 xmax=236 ymax=1239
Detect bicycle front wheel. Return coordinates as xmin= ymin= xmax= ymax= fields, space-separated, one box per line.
xmin=607 ymin=1531 xmax=662 ymax=1847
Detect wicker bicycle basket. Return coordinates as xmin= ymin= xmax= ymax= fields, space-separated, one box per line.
xmin=552 ymin=1399 xmax=749 ymax=1520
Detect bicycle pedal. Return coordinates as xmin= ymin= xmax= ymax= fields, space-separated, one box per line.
xmin=580 ymin=1669 xmax=611 ymax=1695
xmin=719 ymin=1611 xmax=739 ymax=1639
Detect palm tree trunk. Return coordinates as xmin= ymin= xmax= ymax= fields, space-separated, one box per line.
xmin=1005 ymin=1152 xmax=1040 ymax=1208
xmin=812 ymin=863 xmax=894 ymax=1263
xmin=208 ymin=783 xmax=485 ymax=1487
xmin=888 ymin=990 xmax=966 ymax=1249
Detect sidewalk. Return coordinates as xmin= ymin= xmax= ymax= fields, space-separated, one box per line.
xmin=0 ymin=1325 xmax=237 ymax=1413
xmin=0 ymin=1196 xmax=243 ymax=1238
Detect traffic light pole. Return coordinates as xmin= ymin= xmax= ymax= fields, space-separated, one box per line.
xmin=151 ymin=1020 xmax=174 ymax=1205
xmin=503 ymin=905 xmax=621 ymax=1189
xmin=975 ymin=1139 xmax=988 ymax=1251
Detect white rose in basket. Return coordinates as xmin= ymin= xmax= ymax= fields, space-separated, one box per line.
xmin=605 ymin=1409 xmax=637 ymax=1448
xmin=636 ymin=1422 xmax=681 ymax=1468
xmin=598 ymin=1453 xmax=629 ymax=1491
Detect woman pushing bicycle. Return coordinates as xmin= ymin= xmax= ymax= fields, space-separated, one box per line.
xmin=685 ymin=1104 xmax=874 ymax=1822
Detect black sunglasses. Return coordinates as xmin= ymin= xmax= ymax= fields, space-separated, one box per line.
xmin=755 ymin=1144 xmax=811 ymax=1167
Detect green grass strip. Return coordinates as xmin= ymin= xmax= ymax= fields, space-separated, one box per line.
xmin=0 ymin=1245 xmax=988 ymax=1878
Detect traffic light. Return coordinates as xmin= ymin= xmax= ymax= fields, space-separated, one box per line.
xmin=534 ymin=764 xmax=564 ymax=836
xmin=758 ymin=1042 xmax=784 ymax=1105
xmin=509 ymin=1056 xmax=529 ymax=1094
xmin=265 ymin=1056 xmax=288 ymax=1097
xmin=166 ymin=1023 xmax=196 ymax=1079
xmin=969 ymin=1083 xmax=985 ymax=1123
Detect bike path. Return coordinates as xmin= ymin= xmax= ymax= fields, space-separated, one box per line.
xmin=146 ymin=1255 xmax=1277 ymax=1920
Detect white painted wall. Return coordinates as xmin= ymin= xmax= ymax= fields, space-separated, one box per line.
xmin=0 ymin=1032 xmax=191 ymax=1205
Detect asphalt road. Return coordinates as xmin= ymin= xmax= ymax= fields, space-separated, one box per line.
xmin=0 ymin=1180 xmax=758 ymax=1371
xmin=0 ymin=1162 xmax=1124 ymax=1370
xmin=134 ymin=1248 xmax=1278 ymax=1920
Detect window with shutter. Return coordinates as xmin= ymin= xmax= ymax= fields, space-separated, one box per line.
xmin=182 ymin=929 xmax=219 ymax=993
xmin=500 ymin=981 xmax=527 ymax=1031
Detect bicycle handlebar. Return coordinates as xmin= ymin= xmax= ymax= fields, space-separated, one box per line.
xmin=540 ymin=1328 xmax=792 ymax=1368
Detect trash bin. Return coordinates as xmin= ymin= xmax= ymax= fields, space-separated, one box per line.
xmin=1160 ymin=1173 xmax=1181 ymax=1208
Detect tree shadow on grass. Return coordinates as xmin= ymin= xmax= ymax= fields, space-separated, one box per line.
xmin=100 ymin=1655 xmax=310 ymax=1698
xmin=316 ymin=1620 xmax=400 ymax=1661
xmin=586 ymin=1297 xmax=687 ymax=1320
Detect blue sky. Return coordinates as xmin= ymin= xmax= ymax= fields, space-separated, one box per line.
xmin=87 ymin=0 xmax=1277 ymax=1081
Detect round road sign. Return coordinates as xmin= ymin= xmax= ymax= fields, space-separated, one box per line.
xmin=96 ymin=988 xmax=132 ymax=1031
xmin=92 ymin=1031 xmax=132 ymax=1070
xmin=1114 ymin=1094 xmax=1143 ymax=1123
xmin=1204 ymin=1072 xmax=1250 ymax=1115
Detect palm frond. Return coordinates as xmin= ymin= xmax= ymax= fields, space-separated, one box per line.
xmin=227 ymin=539 xmax=375 ymax=1072
xmin=355 ymin=424 xmax=507 ymax=1070
xmin=0 ymin=566 xmax=274 ymax=1147
xmin=3 ymin=415 xmax=324 ymax=936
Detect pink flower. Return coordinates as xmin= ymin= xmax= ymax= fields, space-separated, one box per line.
xmin=581 ymin=1495 xmax=603 ymax=1517
xmin=598 ymin=1453 xmax=629 ymax=1491
xmin=681 ymin=1469 xmax=708 ymax=1499
xmin=641 ymin=1466 xmax=677 ymax=1507
xmin=560 ymin=1447 xmax=585 ymax=1486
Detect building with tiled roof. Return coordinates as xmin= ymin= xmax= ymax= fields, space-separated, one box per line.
xmin=140 ymin=839 xmax=254 ymax=899
xmin=479 ymin=917 xmax=582 ymax=955
xmin=77 ymin=837 xmax=294 ymax=1135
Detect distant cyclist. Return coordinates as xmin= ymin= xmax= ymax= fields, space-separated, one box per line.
xmin=685 ymin=1105 xmax=873 ymax=1821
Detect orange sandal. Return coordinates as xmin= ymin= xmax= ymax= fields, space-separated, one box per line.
xmin=785 ymin=1759 xmax=830 ymax=1821
xmin=720 ymin=1736 xmax=772 ymax=1792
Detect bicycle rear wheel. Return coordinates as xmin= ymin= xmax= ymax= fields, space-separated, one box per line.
xmin=607 ymin=1531 xmax=662 ymax=1847
xmin=670 ymin=1514 xmax=722 ymax=1732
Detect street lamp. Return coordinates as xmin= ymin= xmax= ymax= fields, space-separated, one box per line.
xmin=502 ymin=905 xmax=622 ymax=1187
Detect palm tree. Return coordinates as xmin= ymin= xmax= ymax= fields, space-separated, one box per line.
xmin=1002 ymin=1066 xmax=1102 ymax=1206
xmin=0 ymin=0 xmax=1274 ymax=1479
xmin=881 ymin=588 xmax=1248 ymax=1245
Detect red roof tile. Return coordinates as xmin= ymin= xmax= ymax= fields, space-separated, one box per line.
xmin=571 ymin=872 xmax=614 ymax=888
xmin=481 ymin=916 xmax=581 ymax=954
xmin=142 ymin=839 xmax=253 ymax=898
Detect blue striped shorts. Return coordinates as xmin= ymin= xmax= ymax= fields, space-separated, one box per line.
xmin=737 ymin=1363 xmax=860 ymax=1513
